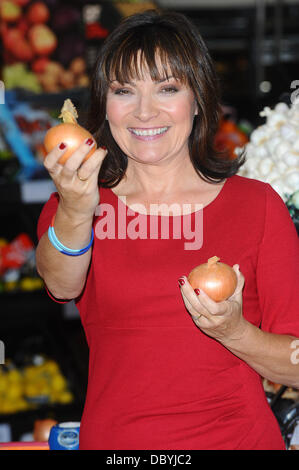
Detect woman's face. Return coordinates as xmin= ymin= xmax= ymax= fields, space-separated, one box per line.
xmin=106 ymin=61 xmax=198 ymax=167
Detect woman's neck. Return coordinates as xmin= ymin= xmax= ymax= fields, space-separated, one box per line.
xmin=120 ymin=154 xmax=202 ymax=198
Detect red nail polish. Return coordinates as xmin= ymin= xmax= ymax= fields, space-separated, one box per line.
xmin=85 ymin=138 xmax=93 ymax=146
xmin=59 ymin=142 xmax=66 ymax=149
xmin=100 ymin=145 xmax=107 ymax=150
xmin=178 ymin=278 xmax=185 ymax=286
xmin=194 ymin=289 xmax=200 ymax=295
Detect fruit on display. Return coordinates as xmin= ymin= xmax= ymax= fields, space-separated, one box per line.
xmin=1 ymin=1 xmax=57 ymax=65
xmin=3 ymin=63 xmax=42 ymax=93
xmin=0 ymin=233 xmax=44 ymax=293
xmin=237 ymin=99 xmax=299 ymax=202
xmin=0 ymin=0 xmax=22 ymax=23
xmin=26 ymin=1 xmax=50 ymax=24
xmin=1 ymin=1 xmax=90 ymax=92
xmin=2 ymin=25 xmax=34 ymax=62
xmin=28 ymin=24 xmax=57 ymax=56
xmin=214 ymin=117 xmax=249 ymax=160
xmin=0 ymin=233 xmax=34 ymax=274
xmin=187 ymin=256 xmax=238 ymax=302
xmin=44 ymin=99 xmax=96 ymax=164
xmin=0 ymin=356 xmax=74 ymax=414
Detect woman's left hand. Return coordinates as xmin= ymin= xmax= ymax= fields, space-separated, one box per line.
xmin=178 ymin=265 xmax=247 ymax=344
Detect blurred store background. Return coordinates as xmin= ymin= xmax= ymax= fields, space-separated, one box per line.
xmin=0 ymin=0 xmax=298 ymax=448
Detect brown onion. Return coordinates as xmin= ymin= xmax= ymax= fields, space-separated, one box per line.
xmin=44 ymin=99 xmax=96 ymax=164
xmin=187 ymin=256 xmax=237 ymax=302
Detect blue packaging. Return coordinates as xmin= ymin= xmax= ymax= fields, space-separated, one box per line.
xmin=48 ymin=422 xmax=80 ymax=450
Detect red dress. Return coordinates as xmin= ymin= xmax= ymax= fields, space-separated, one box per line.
xmin=37 ymin=175 xmax=299 ymax=450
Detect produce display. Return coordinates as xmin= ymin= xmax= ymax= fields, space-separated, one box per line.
xmin=214 ymin=117 xmax=249 ymax=160
xmin=237 ymin=99 xmax=299 ymax=202
xmin=0 ymin=233 xmax=43 ymax=293
xmin=187 ymin=256 xmax=238 ymax=302
xmin=0 ymin=355 xmax=74 ymax=414
xmin=1 ymin=0 xmax=89 ymax=93
xmin=12 ymin=102 xmax=54 ymax=162
xmin=44 ymin=99 xmax=97 ymax=164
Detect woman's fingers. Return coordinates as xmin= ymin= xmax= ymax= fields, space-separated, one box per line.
xmin=178 ymin=267 xmax=246 ymax=341
xmin=76 ymin=147 xmax=108 ymax=182
xmin=43 ymin=140 xmax=108 ymax=184
xmin=178 ymin=266 xmax=245 ymax=319
xmin=61 ymin=139 xmax=96 ymax=178
xmin=43 ymin=139 xmax=96 ymax=179
xmin=228 ymin=264 xmax=245 ymax=302
xmin=43 ymin=142 xmax=66 ymax=176
xmin=178 ymin=276 xmax=213 ymax=320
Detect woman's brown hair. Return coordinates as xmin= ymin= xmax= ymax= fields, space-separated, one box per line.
xmin=85 ymin=9 xmax=245 ymax=187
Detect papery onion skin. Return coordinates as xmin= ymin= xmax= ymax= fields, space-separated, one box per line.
xmin=187 ymin=256 xmax=237 ymax=302
xmin=44 ymin=123 xmax=96 ymax=164
xmin=43 ymin=98 xmax=97 ymax=165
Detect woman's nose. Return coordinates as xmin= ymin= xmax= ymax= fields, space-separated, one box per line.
xmin=133 ymin=94 xmax=158 ymax=121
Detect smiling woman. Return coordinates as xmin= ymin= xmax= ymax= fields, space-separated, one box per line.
xmin=36 ymin=9 xmax=299 ymax=451
xmin=105 ymin=66 xmax=198 ymax=167
xmin=85 ymin=9 xmax=245 ymax=188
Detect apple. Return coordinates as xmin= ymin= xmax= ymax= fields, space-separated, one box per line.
xmin=26 ymin=2 xmax=50 ymax=24
xmin=13 ymin=38 xmax=34 ymax=62
xmin=3 ymin=28 xmax=34 ymax=62
xmin=3 ymin=27 xmax=22 ymax=50
xmin=28 ymin=24 xmax=57 ymax=55
xmin=0 ymin=1 xmax=22 ymax=23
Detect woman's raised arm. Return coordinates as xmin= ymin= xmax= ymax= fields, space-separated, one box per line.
xmin=36 ymin=139 xmax=107 ymax=299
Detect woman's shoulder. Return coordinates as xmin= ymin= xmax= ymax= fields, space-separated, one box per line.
xmin=228 ymin=174 xmax=271 ymax=192
xmin=227 ymin=174 xmax=284 ymax=204
xmin=227 ymin=174 xmax=295 ymax=231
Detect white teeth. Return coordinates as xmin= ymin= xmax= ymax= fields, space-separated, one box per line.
xmin=130 ymin=127 xmax=168 ymax=136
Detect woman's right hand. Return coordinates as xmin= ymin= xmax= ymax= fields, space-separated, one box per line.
xmin=43 ymin=138 xmax=108 ymax=222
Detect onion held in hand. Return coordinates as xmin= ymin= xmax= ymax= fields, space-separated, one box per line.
xmin=188 ymin=256 xmax=237 ymax=302
xmin=44 ymin=99 xmax=96 ymax=164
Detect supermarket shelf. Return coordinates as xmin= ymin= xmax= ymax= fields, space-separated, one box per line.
xmin=0 ymin=179 xmax=55 ymax=204
xmin=0 ymin=403 xmax=84 ymax=442
xmin=5 ymin=87 xmax=89 ymax=111
xmin=20 ymin=179 xmax=56 ymax=204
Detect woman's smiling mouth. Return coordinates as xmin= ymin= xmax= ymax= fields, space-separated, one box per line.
xmin=128 ymin=126 xmax=170 ymax=140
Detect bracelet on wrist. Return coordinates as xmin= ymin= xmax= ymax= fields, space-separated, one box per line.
xmin=48 ymin=215 xmax=94 ymax=256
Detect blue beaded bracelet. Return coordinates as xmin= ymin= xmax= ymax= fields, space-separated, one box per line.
xmin=48 ymin=215 xmax=94 ymax=256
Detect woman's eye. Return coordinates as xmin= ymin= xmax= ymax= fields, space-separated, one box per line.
xmin=113 ymin=88 xmax=131 ymax=95
xmin=161 ymin=86 xmax=179 ymax=94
